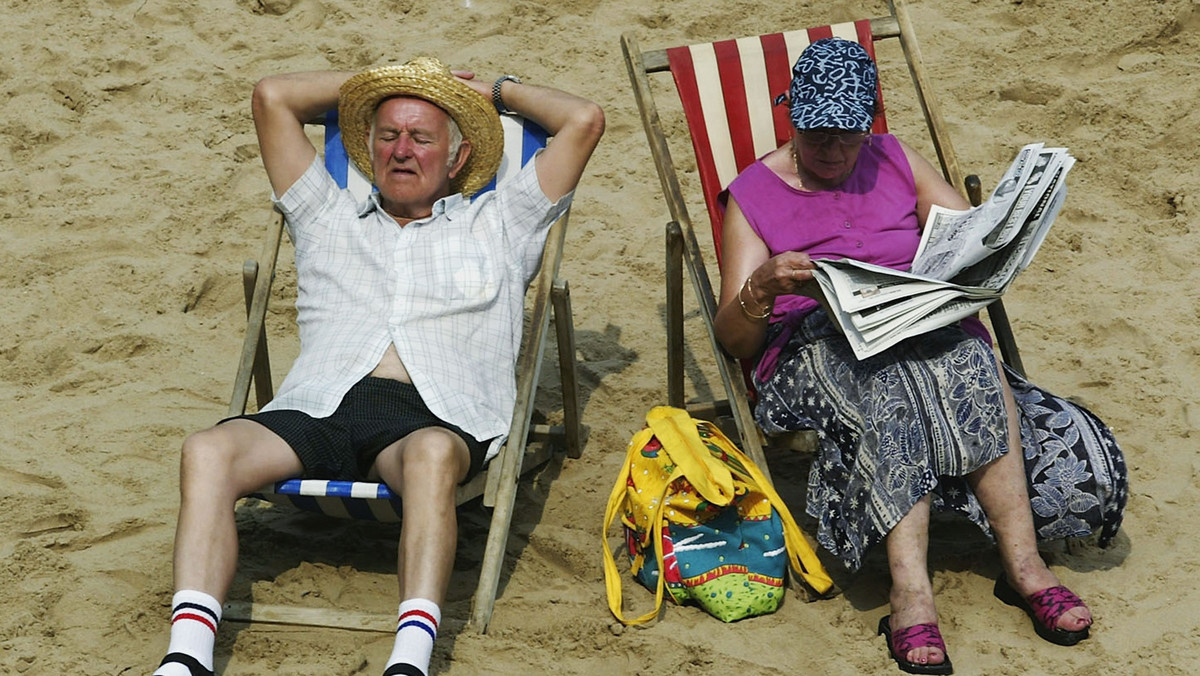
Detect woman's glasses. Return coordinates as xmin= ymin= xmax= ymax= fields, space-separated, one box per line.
xmin=798 ymin=130 xmax=870 ymax=147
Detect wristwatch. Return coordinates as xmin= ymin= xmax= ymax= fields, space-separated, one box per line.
xmin=492 ymin=74 xmax=522 ymax=115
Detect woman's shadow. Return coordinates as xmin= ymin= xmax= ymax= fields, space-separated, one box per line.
xmin=765 ymin=448 xmax=1131 ymax=618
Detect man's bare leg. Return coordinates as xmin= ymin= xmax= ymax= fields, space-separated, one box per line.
xmin=370 ymin=427 xmax=471 ymax=676
xmin=155 ymin=419 xmax=304 ymax=676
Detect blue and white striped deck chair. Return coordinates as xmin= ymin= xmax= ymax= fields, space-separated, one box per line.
xmin=229 ymin=113 xmax=582 ymax=632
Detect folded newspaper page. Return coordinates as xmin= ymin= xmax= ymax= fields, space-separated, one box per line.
xmin=811 ymin=142 xmax=1074 ymax=360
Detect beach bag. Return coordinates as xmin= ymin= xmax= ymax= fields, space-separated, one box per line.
xmin=602 ymin=406 xmax=833 ymax=624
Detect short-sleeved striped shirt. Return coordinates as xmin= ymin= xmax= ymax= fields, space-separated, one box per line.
xmin=264 ymin=154 xmax=571 ymax=461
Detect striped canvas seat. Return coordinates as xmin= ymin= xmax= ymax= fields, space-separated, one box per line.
xmin=621 ymin=0 xmax=1025 ymax=473
xmin=251 ymin=114 xmax=553 ymax=523
xmin=664 ymin=21 xmax=887 ymax=261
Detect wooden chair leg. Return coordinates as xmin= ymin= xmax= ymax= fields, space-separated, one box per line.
xmin=241 ymin=260 xmax=274 ymax=411
xmin=551 ymin=279 xmax=583 ymax=458
xmin=468 ymin=432 xmax=523 ymax=633
xmin=987 ymin=298 xmax=1026 ymax=377
xmin=666 ymin=222 xmax=685 ymax=408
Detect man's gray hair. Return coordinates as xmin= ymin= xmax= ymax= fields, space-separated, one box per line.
xmin=445 ymin=116 xmax=463 ymax=170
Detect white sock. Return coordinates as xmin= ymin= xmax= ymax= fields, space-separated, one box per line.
xmin=385 ymin=598 xmax=440 ymax=676
xmin=153 ymin=590 xmax=222 ymax=676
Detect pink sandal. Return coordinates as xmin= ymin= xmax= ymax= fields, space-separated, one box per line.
xmin=994 ymin=575 xmax=1091 ymax=646
xmin=877 ymin=615 xmax=954 ymax=675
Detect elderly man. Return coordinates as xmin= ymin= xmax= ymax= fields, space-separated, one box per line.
xmin=152 ymin=57 xmax=604 ymax=676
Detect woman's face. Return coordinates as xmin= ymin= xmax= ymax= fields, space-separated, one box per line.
xmin=793 ymin=129 xmax=869 ymax=186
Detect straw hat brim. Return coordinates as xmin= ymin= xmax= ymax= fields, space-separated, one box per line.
xmin=338 ymin=59 xmax=503 ymax=198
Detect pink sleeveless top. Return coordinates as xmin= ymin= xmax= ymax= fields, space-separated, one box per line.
xmin=727 ymin=133 xmax=989 ymax=377
xmin=728 ymin=133 xmax=920 ymax=318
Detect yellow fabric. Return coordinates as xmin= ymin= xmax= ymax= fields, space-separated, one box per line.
xmin=602 ymin=406 xmax=833 ymax=625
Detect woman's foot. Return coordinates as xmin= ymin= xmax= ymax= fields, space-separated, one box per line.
xmin=878 ymin=615 xmax=953 ymax=675
xmin=994 ymin=574 xmax=1092 ymax=646
xmin=884 ymin=586 xmax=950 ymax=671
xmin=1000 ymin=559 xmax=1092 ymax=635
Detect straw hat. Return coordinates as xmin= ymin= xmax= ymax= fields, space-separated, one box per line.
xmin=338 ymin=57 xmax=503 ymax=197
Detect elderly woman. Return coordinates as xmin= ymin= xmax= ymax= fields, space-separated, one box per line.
xmin=713 ymin=38 xmax=1124 ymax=675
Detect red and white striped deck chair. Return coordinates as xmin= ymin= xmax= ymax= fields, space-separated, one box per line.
xmin=622 ymin=0 xmax=1025 ymax=473
xmin=226 ymin=114 xmax=582 ymax=633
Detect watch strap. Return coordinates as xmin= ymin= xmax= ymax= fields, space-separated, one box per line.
xmin=492 ymin=75 xmax=521 ymax=115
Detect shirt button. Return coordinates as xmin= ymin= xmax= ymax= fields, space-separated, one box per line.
xmin=855 ymin=241 xmax=863 ymax=248
xmin=843 ymin=221 xmax=851 ymax=229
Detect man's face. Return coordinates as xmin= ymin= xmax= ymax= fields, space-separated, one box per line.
xmin=369 ymin=96 xmax=468 ymax=219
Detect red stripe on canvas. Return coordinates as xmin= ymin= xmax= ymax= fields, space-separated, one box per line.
xmin=806 ymin=24 xmax=834 ymax=42
xmin=713 ymin=39 xmax=755 ymax=176
xmin=667 ymin=45 xmax=726 ymax=261
xmin=853 ymin=19 xmax=889 ymax=134
xmin=759 ymin=32 xmax=795 ymax=148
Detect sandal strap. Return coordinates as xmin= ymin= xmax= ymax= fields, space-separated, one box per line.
xmin=158 ymin=653 xmax=214 ymax=676
xmin=1026 ymin=585 xmax=1085 ymax=629
xmin=891 ymin=622 xmax=947 ymax=655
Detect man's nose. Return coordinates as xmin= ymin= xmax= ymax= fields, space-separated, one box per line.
xmin=391 ymin=135 xmax=414 ymax=158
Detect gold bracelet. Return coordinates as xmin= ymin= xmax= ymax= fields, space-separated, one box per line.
xmin=738 ymin=276 xmax=771 ymax=320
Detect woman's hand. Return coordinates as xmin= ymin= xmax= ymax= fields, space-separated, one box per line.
xmin=745 ymin=251 xmax=819 ymax=307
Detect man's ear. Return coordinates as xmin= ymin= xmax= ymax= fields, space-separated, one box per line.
xmin=448 ymin=139 xmax=472 ymax=179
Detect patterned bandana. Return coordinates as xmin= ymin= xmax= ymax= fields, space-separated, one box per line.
xmin=788 ymin=37 xmax=878 ymax=132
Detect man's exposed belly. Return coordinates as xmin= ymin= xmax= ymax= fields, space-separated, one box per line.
xmin=368 ymin=343 xmax=412 ymax=382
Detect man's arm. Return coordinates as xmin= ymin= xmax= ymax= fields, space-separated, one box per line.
xmin=251 ymin=71 xmax=356 ymax=197
xmin=455 ymin=72 xmax=605 ymax=202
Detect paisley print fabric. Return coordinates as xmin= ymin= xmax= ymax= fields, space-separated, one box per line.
xmin=788 ymin=38 xmax=878 ymax=132
xmin=753 ymin=311 xmax=1127 ymax=572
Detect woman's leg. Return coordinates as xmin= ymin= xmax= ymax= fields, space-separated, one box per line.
xmin=967 ymin=354 xmax=1091 ymax=632
xmin=885 ymin=494 xmax=947 ymax=666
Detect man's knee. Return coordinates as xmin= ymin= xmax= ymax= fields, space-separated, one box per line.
xmin=180 ymin=428 xmax=237 ymax=484
xmin=398 ymin=428 xmax=470 ymax=485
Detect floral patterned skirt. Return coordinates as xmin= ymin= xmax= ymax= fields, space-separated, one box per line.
xmin=753 ymin=311 xmax=1127 ymax=572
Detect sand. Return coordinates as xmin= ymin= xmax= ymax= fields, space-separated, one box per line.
xmin=2 ymin=0 xmax=1198 ymax=674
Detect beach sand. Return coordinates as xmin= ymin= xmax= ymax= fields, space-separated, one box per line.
xmin=2 ymin=0 xmax=1198 ymax=674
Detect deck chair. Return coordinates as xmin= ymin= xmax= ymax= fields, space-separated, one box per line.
xmin=225 ymin=113 xmax=583 ymax=634
xmin=621 ymin=0 xmax=1026 ymax=474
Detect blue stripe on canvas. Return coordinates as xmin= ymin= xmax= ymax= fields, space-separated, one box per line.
xmin=324 ymin=110 xmax=350 ymax=188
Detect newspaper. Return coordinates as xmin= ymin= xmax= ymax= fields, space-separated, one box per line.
xmin=811 ymin=142 xmax=1075 ymax=360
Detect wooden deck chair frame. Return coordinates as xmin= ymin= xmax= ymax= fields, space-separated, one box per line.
xmin=224 ymin=114 xmax=583 ymax=634
xmin=621 ymin=0 xmax=1026 ymax=475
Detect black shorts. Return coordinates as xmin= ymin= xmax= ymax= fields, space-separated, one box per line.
xmin=224 ymin=377 xmax=488 ymax=483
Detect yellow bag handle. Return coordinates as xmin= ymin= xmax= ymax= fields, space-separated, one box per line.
xmin=602 ymin=426 xmax=681 ymax=625
xmin=645 ymin=406 xmax=736 ymax=506
xmin=698 ymin=421 xmax=835 ymax=595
